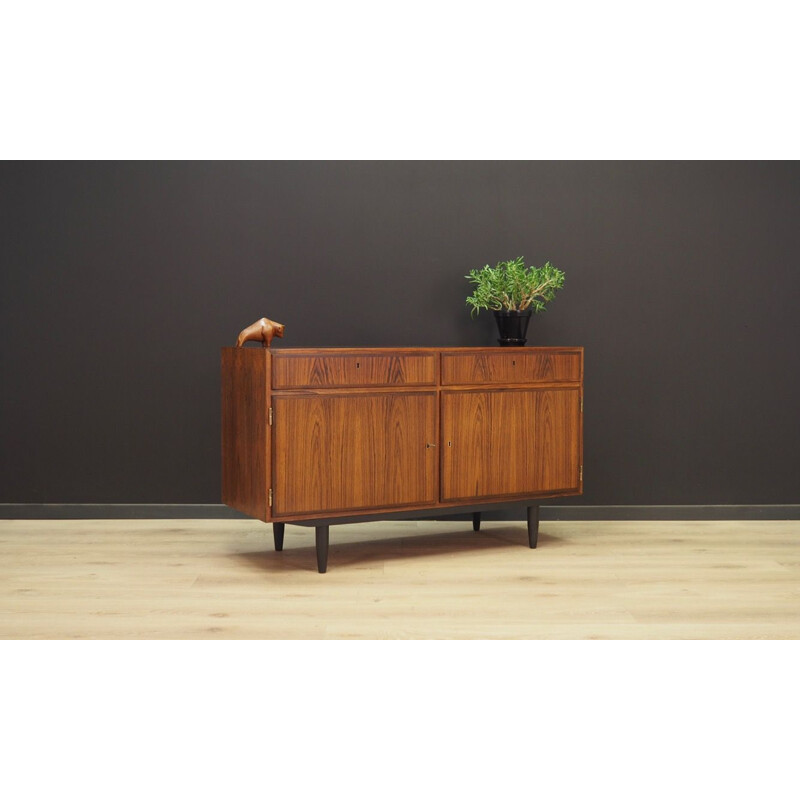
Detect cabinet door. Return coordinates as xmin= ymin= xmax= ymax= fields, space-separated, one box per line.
xmin=441 ymin=388 xmax=581 ymax=501
xmin=273 ymin=392 xmax=438 ymax=516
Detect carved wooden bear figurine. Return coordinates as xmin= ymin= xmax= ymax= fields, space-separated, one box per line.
xmin=235 ymin=317 xmax=286 ymax=348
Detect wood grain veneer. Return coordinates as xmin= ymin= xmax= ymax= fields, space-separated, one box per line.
xmin=221 ymin=348 xmax=269 ymax=521
xmin=441 ymin=350 xmax=581 ymax=385
xmin=273 ymin=391 xmax=437 ymax=515
xmin=272 ymin=352 xmax=435 ymax=388
xmin=441 ymin=387 xmax=581 ymax=501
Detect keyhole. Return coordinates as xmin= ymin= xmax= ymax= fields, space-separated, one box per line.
xmin=356 ymin=362 xmax=360 ymax=368
xmin=512 ymin=360 xmax=516 ymax=366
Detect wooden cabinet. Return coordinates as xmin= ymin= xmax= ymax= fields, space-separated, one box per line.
xmin=222 ymin=347 xmax=583 ymax=572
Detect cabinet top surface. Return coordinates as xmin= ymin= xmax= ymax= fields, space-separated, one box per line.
xmin=223 ymin=346 xmax=583 ymax=354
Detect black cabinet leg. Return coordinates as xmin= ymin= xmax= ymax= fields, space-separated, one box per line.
xmin=273 ymin=522 xmax=285 ymax=552
xmin=315 ymin=525 xmax=329 ymax=573
xmin=527 ymin=506 xmax=539 ymax=549
xmin=472 ymin=512 xmax=481 ymax=532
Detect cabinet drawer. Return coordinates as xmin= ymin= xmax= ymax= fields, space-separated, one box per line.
xmin=273 ymin=353 xmax=436 ymax=389
xmin=441 ymin=351 xmax=581 ymax=385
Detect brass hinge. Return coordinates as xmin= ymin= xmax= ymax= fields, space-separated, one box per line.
xmin=579 ymin=465 xmax=583 ymax=481
xmin=580 ymin=396 xmax=583 ymax=413
xmin=268 ymin=488 xmax=273 ymax=507
xmin=268 ymin=406 xmax=273 ymax=426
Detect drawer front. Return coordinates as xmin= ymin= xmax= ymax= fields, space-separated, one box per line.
xmin=273 ymin=353 xmax=436 ymax=389
xmin=441 ymin=351 xmax=581 ymax=385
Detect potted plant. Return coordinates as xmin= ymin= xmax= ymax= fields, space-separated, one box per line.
xmin=465 ymin=256 xmax=566 ymax=346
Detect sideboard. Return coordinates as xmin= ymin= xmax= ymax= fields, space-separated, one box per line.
xmin=221 ymin=346 xmax=583 ymax=572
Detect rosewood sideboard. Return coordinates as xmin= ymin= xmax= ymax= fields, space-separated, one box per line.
xmin=221 ymin=347 xmax=583 ymax=572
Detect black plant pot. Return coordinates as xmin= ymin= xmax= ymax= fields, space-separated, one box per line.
xmin=494 ymin=310 xmax=532 ymax=346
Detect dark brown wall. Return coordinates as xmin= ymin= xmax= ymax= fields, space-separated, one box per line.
xmin=2 ymin=161 xmax=798 ymax=504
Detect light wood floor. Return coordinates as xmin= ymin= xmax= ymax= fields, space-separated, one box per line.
xmin=1 ymin=518 xmax=798 ymax=639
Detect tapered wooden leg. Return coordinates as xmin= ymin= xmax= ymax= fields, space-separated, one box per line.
xmin=315 ymin=525 xmax=329 ymax=573
xmin=527 ymin=506 xmax=539 ymax=548
xmin=472 ymin=512 xmax=481 ymax=532
xmin=273 ymin=522 xmax=285 ymax=551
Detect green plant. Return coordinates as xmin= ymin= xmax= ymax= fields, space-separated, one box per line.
xmin=465 ymin=256 xmax=565 ymax=316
